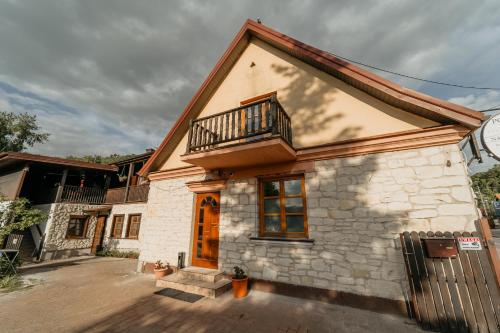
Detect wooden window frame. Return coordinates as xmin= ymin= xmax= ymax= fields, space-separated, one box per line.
xmin=240 ymin=91 xmax=277 ymax=106
xmin=125 ymin=214 xmax=141 ymax=239
xmin=259 ymin=174 xmax=308 ymax=238
xmin=111 ymin=214 xmax=125 ymax=239
xmin=65 ymin=215 xmax=89 ymax=239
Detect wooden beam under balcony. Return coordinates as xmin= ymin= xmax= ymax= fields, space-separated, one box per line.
xmin=181 ymin=137 xmax=296 ymax=169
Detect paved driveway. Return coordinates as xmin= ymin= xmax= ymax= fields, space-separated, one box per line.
xmin=0 ymin=257 xmax=423 ymax=333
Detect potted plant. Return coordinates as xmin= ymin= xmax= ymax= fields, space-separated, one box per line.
xmin=153 ymin=260 xmax=168 ymax=280
xmin=231 ymin=266 xmax=248 ymax=298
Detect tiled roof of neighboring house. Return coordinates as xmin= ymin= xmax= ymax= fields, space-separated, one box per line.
xmin=139 ymin=19 xmax=484 ymax=176
xmin=111 ymin=150 xmax=155 ymax=166
xmin=0 ymin=151 xmax=118 ymax=171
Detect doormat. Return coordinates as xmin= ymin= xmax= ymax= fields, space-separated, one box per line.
xmin=154 ymin=288 xmax=204 ymax=303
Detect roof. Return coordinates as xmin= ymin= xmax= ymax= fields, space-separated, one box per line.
xmin=111 ymin=150 xmax=155 ymax=166
xmin=139 ymin=19 xmax=484 ymax=176
xmin=0 ymin=152 xmax=118 ymax=172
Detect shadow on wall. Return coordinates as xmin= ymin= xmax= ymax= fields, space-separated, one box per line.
xmin=219 ymin=151 xmax=412 ymax=302
xmin=271 ymin=63 xmax=361 ymax=145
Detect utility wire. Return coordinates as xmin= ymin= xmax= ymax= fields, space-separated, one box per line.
xmin=478 ymin=105 xmax=500 ymax=112
xmin=328 ymin=52 xmax=500 ymax=91
xmin=327 ymin=52 xmax=500 ymax=112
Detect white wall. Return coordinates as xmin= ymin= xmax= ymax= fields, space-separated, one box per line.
xmin=137 ymin=175 xmax=203 ymax=270
xmin=103 ymin=203 xmax=147 ymax=252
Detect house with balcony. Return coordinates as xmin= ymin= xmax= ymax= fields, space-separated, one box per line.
xmin=101 ymin=150 xmax=153 ymax=253
xmin=135 ymin=20 xmax=484 ymax=310
xmin=0 ymin=152 xmax=116 ymax=261
xmin=0 ymin=150 xmax=152 ymax=261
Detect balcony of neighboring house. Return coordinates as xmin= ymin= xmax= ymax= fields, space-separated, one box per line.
xmin=104 ymin=184 xmax=149 ymax=204
xmin=181 ymin=95 xmax=296 ymax=169
xmin=103 ymin=151 xmax=153 ymax=204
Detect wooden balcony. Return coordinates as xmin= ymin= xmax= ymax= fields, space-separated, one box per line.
xmin=181 ymin=96 xmax=296 ymax=169
xmin=59 ymin=185 xmax=106 ymax=205
xmin=104 ymin=184 xmax=149 ymax=204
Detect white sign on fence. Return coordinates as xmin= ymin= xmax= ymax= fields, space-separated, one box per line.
xmin=481 ymin=113 xmax=500 ymax=161
xmin=457 ymin=237 xmax=482 ymax=251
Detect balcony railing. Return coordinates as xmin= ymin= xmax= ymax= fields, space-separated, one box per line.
xmin=104 ymin=187 xmax=126 ymax=204
xmin=104 ymin=184 xmax=149 ymax=204
xmin=186 ymin=96 xmax=292 ymax=153
xmin=60 ymin=185 xmax=106 ymax=205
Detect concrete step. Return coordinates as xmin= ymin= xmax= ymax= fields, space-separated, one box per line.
xmin=156 ymin=273 xmax=232 ymax=299
xmin=177 ymin=266 xmax=225 ymax=283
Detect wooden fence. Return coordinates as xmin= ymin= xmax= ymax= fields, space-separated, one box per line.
xmin=401 ymin=229 xmax=500 ymax=333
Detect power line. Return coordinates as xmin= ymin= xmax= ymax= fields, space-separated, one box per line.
xmin=477 ymin=105 xmax=500 ymax=113
xmin=328 ymin=52 xmax=500 ymax=91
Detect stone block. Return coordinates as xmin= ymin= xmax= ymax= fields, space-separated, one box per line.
xmin=438 ymin=204 xmax=475 ymax=216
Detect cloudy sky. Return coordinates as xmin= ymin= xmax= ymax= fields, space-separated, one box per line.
xmin=0 ymin=0 xmax=499 ymax=172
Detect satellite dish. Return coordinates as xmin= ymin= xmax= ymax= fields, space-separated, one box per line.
xmin=481 ymin=113 xmax=500 ymax=161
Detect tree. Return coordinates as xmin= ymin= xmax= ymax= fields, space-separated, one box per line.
xmin=0 ymin=111 xmax=49 ymax=152
xmin=66 ymin=153 xmax=137 ymax=164
xmin=0 ymin=198 xmax=47 ymax=276
xmin=0 ymin=198 xmax=47 ymax=244
xmin=471 ymin=165 xmax=500 ymax=211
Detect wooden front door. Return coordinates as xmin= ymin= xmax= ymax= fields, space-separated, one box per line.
xmin=91 ymin=216 xmax=107 ymax=255
xmin=192 ymin=192 xmax=220 ymax=269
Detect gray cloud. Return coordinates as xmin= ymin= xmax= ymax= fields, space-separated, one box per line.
xmin=0 ymin=0 xmax=499 ymax=168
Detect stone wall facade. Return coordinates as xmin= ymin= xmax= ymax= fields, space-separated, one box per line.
xmin=218 ymin=144 xmax=478 ymax=300
xmin=103 ymin=203 xmax=147 ymax=252
xmin=37 ymin=203 xmax=109 ymax=260
xmin=137 ymin=175 xmax=203 ymax=270
xmin=139 ymin=143 xmax=478 ymax=300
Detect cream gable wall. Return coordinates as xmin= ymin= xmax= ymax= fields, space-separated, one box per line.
xmin=161 ymin=38 xmax=439 ymax=170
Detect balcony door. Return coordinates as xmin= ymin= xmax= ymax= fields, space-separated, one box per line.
xmin=192 ymin=192 xmax=220 ymax=269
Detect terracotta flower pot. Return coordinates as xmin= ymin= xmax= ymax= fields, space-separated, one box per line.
xmin=232 ymin=277 xmax=249 ymax=298
xmin=154 ymin=268 xmax=168 ymax=280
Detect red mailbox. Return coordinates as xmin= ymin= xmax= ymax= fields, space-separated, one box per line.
xmin=422 ymin=238 xmax=457 ymax=258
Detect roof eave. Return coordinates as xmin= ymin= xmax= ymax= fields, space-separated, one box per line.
xmin=139 ymin=19 xmax=484 ymax=177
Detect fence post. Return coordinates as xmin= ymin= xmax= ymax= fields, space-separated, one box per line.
xmin=478 ymin=217 xmax=500 ymax=288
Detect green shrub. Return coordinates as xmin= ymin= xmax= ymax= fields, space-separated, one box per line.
xmin=0 ymin=255 xmax=21 ymax=277
xmin=0 ymin=275 xmax=22 ymax=291
xmin=96 ymin=249 xmax=139 ymax=259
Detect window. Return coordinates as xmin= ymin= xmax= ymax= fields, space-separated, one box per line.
xmin=111 ymin=215 xmax=124 ymax=238
xmin=66 ymin=216 xmax=88 ymax=238
xmin=126 ymin=214 xmax=141 ymax=239
xmin=259 ymin=175 xmax=308 ymax=238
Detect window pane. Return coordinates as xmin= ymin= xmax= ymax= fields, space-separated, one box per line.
xmin=68 ymin=218 xmax=85 ymax=237
xmin=263 ymin=181 xmax=279 ymax=196
xmin=198 ymin=225 xmax=203 ymax=240
xmin=196 ymin=242 xmax=202 ymax=257
xmin=285 ymin=197 xmax=303 ymax=213
xmin=284 ymin=179 xmax=302 ymax=196
xmin=114 ymin=221 xmax=123 ymax=237
xmin=129 ymin=222 xmax=139 ymax=238
xmin=199 ymin=208 xmax=204 ymax=224
xmin=264 ymin=199 xmax=280 ymax=213
xmin=264 ymin=215 xmax=281 ymax=232
xmin=286 ymin=215 xmax=304 ymax=232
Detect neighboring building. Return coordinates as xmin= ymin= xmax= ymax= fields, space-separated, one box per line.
xmin=0 ymin=150 xmax=153 ymax=261
xmin=0 ymin=152 xmax=116 ymax=260
xmin=102 ymin=151 xmax=153 ymax=253
xmin=135 ymin=20 xmax=484 ymax=307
